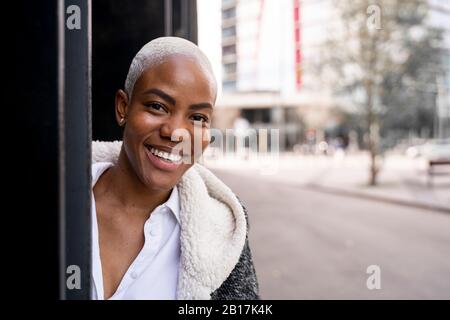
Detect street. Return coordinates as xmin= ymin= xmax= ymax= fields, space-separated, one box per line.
xmin=212 ymin=168 xmax=450 ymax=299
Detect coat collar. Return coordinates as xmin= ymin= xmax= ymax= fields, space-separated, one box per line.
xmin=92 ymin=140 xmax=247 ymax=299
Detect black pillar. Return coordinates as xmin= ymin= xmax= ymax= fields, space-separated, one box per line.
xmin=15 ymin=0 xmax=92 ymax=300
xmin=62 ymin=0 xmax=92 ymax=300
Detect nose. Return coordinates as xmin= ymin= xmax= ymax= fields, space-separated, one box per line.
xmin=160 ymin=115 xmax=186 ymax=143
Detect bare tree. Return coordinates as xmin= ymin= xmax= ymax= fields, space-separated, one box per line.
xmin=316 ymin=0 xmax=444 ymax=185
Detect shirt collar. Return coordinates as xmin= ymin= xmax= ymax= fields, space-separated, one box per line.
xmin=92 ymin=162 xmax=114 ymax=186
xmin=164 ymin=185 xmax=181 ymax=224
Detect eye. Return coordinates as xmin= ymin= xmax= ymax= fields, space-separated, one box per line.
xmin=191 ymin=114 xmax=209 ymax=123
xmin=145 ymin=102 xmax=168 ymax=113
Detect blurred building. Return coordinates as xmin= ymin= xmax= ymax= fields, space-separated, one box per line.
xmin=427 ymin=0 xmax=450 ymax=139
xmin=212 ymin=0 xmax=346 ymax=151
xmin=204 ymin=0 xmax=450 ymax=151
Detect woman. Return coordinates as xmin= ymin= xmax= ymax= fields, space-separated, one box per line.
xmin=91 ymin=37 xmax=259 ymax=300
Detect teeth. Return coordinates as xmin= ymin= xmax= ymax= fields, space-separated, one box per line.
xmin=149 ymin=147 xmax=181 ymax=162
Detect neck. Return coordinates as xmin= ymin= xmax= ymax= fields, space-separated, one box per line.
xmin=97 ymin=148 xmax=172 ymax=215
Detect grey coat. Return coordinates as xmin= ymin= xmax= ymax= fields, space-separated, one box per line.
xmin=211 ymin=202 xmax=260 ymax=299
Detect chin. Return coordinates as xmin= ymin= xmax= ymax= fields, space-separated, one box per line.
xmin=142 ymin=172 xmax=169 ymax=190
xmin=142 ymin=168 xmax=180 ymax=191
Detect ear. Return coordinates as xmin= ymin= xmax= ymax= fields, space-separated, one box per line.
xmin=115 ymin=89 xmax=129 ymax=126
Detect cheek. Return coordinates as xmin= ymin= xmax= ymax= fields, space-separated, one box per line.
xmin=184 ymin=129 xmax=210 ymax=158
xmin=125 ymin=112 xmax=162 ymax=140
xmin=201 ymin=139 xmax=210 ymax=152
xmin=200 ymin=128 xmax=211 ymax=152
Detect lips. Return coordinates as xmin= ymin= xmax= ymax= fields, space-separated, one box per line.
xmin=145 ymin=143 xmax=175 ymax=152
xmin=146 ymin=145 xmax=182 ymax=162
xmin=144 ymin=144 xmax=184 ymax=171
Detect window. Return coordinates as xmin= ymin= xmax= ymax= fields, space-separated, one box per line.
xmin=222 ymin=7 xmax=236 ymax=20
xmin=222 ymin=26 xmax=236 ymax=38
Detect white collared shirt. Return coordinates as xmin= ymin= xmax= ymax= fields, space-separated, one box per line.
xmin=90 ymin=162 xmax=181 ymax=300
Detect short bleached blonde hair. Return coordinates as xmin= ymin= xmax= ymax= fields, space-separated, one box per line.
xmin=124 ymin=37 xmax=216 ymax=98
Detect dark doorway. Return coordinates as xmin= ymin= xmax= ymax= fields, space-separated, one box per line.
xmin=92 ymin=0 xmax=197 ymax=141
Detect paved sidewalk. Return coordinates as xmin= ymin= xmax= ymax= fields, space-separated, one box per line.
xmin=204 ymin=151 xmax=450 ymax=213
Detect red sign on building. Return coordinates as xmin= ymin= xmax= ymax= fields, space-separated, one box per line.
xmin=293 ymin=0 xmax=302 ymax=90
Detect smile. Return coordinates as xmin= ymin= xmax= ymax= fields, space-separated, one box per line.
xmin=144 ymin=145 xmax=184 ymax=172
xmin=148 ymin=146 xmax=182 ymax=163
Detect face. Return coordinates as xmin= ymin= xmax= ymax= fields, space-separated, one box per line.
xmin=115 ymin=55 xmax=216 ymax=191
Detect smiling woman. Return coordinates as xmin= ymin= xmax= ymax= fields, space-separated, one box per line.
xmin=91 ymin=37 xmax=259 ymax=300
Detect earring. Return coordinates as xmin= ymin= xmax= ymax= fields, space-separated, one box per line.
xmin=119 ymin=118 xmax=125 ymax=126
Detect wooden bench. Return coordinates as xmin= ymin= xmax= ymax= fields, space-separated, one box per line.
xmin=427 ymin=159 xmax=450 ymax=187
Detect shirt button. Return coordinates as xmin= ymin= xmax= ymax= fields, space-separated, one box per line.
xmin=130 ymin=271 xmax=138 ymax=279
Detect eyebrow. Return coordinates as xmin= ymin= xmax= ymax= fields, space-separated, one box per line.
xmin=189 ymin=103 xmax=213 ymax=111
xmin=143 ymin=88 xmax=176 ymax=105
xmin=142 ymin=88 xmax=213 ymax=111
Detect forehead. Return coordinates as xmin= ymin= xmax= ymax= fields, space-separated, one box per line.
xmin=133 ymin=55 xmax=216 ymax=102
